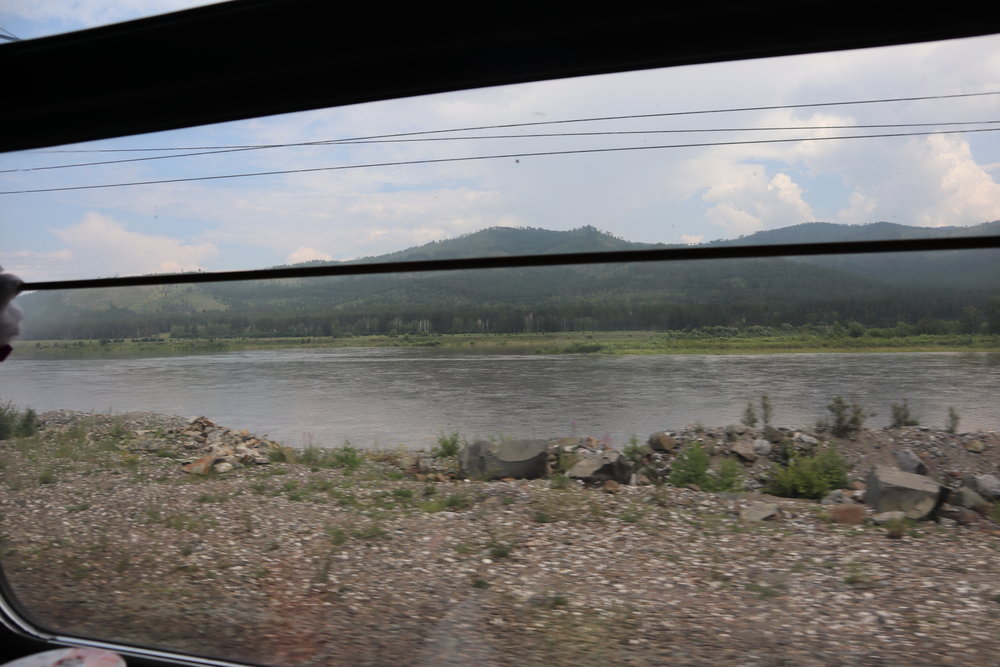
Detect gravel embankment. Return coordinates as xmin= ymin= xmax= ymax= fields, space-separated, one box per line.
xmin=0 ymin=411 xmax=998 ymax=667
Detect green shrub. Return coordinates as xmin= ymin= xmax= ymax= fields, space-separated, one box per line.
xmin=0 ymin=401 xmax=38 ymax=440
xmin=765 ymin=447 xmax=849 ymax=499
xmin=890 ymin=399 xmax=918 ymax=428
xmin=431 ymin=432 xmax=462 ymax=458
xmin=946 ymin=406 xmax=960 ymax=434
xmin=331 ymin=442 xmax=363 ymax=472
xmin=741 ymin=402 xmax=758 ymax=428
xmin=826 ymin=396 xmax=870 ymax=437
xmin=668 ymin=441 xmax=744 ymax=492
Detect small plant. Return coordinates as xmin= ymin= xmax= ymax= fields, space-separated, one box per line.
xmin=0 ymin=401 xmax=38 ymax=440
xmin=946 ymin=406 xmax=960 ymax=434
xmin=765 ymin=446 xmax=849 ymax=499
xmin=741 ymin=402 xmax=758 ymax=428
xmin=472 ymin=578 xmax=490 ymax=589
xmin=826 ymin=396 xmax=871 ymax=437
xmin=760 ymin=394 xmax=773 ymax=426
xmin=890 ymin=399 xmax=918 ymax=428
xmin=549 ymin=473 xmax=571 ymax=490
xmin=668 ymin=442 xmax=744 ymax=492
xmin=331 ymin=441 xmax=363 ymax=472
xmin=431 ymin=432 xmax=462 ymax=458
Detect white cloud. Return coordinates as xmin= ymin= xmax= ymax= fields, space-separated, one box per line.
xmin=680 ymin=234 xmax=704 ymax=245
xmin=836 ymin=135 xmax=1000 ymax=226
xmin=51 ymin=212 xmax=218 ymax=277
xmin=702 ymin=167 xmax=814 ymax=236
xmin=286 ymin=247 xmax=333 ymax=264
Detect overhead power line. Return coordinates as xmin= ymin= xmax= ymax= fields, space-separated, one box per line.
xmin=3 ymin=126 xmax=999 ymax=195
xmin=5 ymin=119 xmax=999 ymax=174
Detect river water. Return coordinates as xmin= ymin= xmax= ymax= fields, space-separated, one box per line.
xmin=0 ymin=349 xmax=997 ymax=449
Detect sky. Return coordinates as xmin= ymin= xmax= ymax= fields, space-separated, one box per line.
xmin=1 ymin=2 xmax=1000 ymax=282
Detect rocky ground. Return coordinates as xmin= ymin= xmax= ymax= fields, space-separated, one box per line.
xmin=0 ymin=411 xmax=998 ymax=667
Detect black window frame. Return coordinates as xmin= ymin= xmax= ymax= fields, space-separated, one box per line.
xmin=1 ymin=1 xmax=999 ymax=664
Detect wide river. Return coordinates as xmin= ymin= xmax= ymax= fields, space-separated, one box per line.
xmin=0 ymin=349 xmax=997 ymax=449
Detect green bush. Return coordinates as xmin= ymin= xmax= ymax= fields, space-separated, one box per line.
xmin=668 ymin=441 xmax=744 ymax=492
xmin=946 ymin=406 xmax=960 ymax=434
xmin=765 ymin=447 xmax=849 ymax=499
xmin=431 ymin=431 xmax=462 ymax=458
xmin=331 ymin=442 xmax=363 ymax=472
xmin=890 ymin=399 xmax=918 ymax=428
xmin=0 ymin=401 xmax=38 ymax=440
xmin=826 ymin=396 xmax=870 ymax=437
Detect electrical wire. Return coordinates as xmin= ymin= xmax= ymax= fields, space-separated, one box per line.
xmin=3 ymin=126 xmax=999 ymax=195
xmin=5 ymin=120 xmax=999 ymax=173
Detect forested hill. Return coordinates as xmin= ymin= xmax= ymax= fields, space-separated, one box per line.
xmin=17 ymin=222 xmax=1000 ymax=340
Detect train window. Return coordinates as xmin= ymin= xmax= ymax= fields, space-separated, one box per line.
xmin=1 ymin=8 xmax=999 ymax=667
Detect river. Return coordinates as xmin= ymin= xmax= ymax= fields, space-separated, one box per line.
xmin=0 ymin=349 xmax=997 ymax=449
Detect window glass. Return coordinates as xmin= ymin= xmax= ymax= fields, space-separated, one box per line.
xmin=1 ymin=32 xmax=999 ymax=667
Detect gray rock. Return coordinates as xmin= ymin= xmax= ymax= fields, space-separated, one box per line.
xmin=752 ymin=438 xmax=772 ymax=457
xmin=458 ymin=439 xmax=550 ymax=480
xmin=740 ymin=502 xmax=780 ymax=522
xmin=871 ymin=511 xmax=907 ymax=525
xmin=864 ymin=465 xmax=949 ymax=521
xmin=894 ymin=449 xmax=928 ymax=475
xmin=762 ymin=425 xmax=783 ymax=443
xmin=951 ymin=486 xmax=989 ymax=509
xmin=965 ymin=474 xmax=1000 ymax=500
xmin=566 ymin=449 xmax=633 ymax=484
xmin=793 ymin=432 xmax=820 ymax=447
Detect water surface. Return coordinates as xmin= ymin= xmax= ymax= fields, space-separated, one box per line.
xmin=1 ymin=349 xmax=996 ymax=448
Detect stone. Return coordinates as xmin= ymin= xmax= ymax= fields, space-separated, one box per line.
xmin=871 ymin=511 xmax=906 ymax=525
xmin=864 ymin=465 xmax=949 ymax=521
xmin=458 ymin=439 xmax=550 ymax=480
xmin=894 ymin=449 xmax=928 ymax=475
xmin=793 ymin=432 xmax=820 ymax=447
xmin=964 ymin=474 xmax=1000 ymax=501
xmin=566 ymin=449 xmax=633 ymax=484
xmin=829 ymin=504 xmax=866 ymax=524
xmin=752 ymin=438 xmax=772 ymax=457
xmin=762 ymin=425 xmax=783 ymax=443
xmin=647 ymin=432 xmax=677 ymax=452
xmin=182 ymin=455 xmax=216 ymax=475
xmin=213 ymin=461 xmax=234 ymax=474
xmin=740 ymin=502 xmax=780 ymax=522
xmin=951 ymin=486 xmax=989 ymax=510
xmin=730 ymin=440 xmax=757 ymax=462
xmin=964 ymin=440 xmax=985 ymax=453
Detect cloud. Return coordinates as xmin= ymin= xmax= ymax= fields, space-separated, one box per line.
xmin=286 ymin=247 xmax=333 ymax=264
xmin=702 ymin=167 xmax=814 ymax=236
xmin=836 ymin=135 xmax=1000 ymax=226
xmin=680 ymin=234 xmax=704 ymax=245
xmin=50 ymin=212 xmax=218 ymax=277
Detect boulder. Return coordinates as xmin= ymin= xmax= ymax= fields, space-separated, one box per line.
xmin=566 ymin=449 xmax=633 ymax=484
xmin=951 ymin=486 xmax=989 ymax=510
xmin=458 ymin=439 xmax=549 ymax=480
xmin=740 ymin=502 xmax=780 ymax=522
xmin=864 ymin=465 xmax=949 ymax=521
xmin=964 ymin=473 xmax=1000 ymax=501
xmin=894 ymin=449 xmax=928 ymax=476
xmin=730 ymin=440 xmax=757 ymax=462
xmin=871 ymin=511 xmax=906 ymax=525
xmin=752 ymin=438 xmax=773 ymax=457
xmin=964 ymin=440 xmax=985 ymax=453
xmin=829 ymin=504 xmax=866 ymax=525
xmin=647 ymin=432 xmax=677 ymax=453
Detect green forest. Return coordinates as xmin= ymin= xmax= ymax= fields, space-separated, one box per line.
xmin=17 ymin=222 xmax=1000 ymax=341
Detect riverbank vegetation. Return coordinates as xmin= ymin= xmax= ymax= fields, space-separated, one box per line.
xmin=14 ymin=327 xmax=1000 ymax=358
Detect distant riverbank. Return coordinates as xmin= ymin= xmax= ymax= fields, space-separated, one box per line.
xmin=14 ymin=331 xmax=1000 ymax=359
